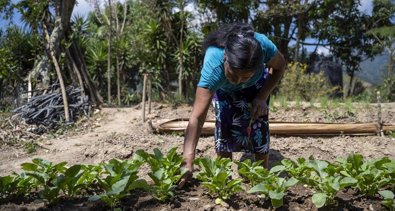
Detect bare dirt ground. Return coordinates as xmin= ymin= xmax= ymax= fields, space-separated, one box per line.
xmin=0 ymin=102 xmax=394 ymax=210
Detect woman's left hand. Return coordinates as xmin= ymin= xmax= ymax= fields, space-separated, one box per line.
xmin=251 ymin=97 xmax=269 ymax=120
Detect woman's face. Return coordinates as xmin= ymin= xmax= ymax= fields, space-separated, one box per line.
xmin=224 ymin=58 xmax=255 ymax=85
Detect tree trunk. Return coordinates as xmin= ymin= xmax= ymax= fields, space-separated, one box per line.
xmin=386 ymin=50 xmax=393 ymax=100
xmin=44 ymin=24 xmax=70 ymax=122
xmin=178 ymin=58 xmax=183 ymax=97
xmin=178 ymin=9 xmax=185 ymax=98
xmin=347 ymin=70 xmax=355 ymax=97
xmin=116 ymin=52 xmax=121 ymax=105
xmin=39 ymin=0 xmax=75 ymax=122
xmin=69 ymin=41 xmax=103 ymax=106
xmin=107 ymin=0 xmax=113 ymax=104
xmin=65 ymin=48 xmax=85 ymax=97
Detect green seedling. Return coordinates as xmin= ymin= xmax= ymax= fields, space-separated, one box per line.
xmin=305 ymin=158 xmax=356 ymax=208
xmin=236 ymin=159 xmax=273 ymax=186
xmin=249 ymin=176 xmax=298 ymax=208
xmin=195 ymin=157 xmax=243 ymax=205
xmin=89 ymin=159 xmax=147 ymax=208
xmin=280 ymin=157 xmax=356 ymax=208
xmin=0 ymin=173 xmax=35 ymax=198
xmin=134 ymin=147 xmax=186 ymax=202
xmin=336 ymin=154 xmax=393 ymax=196
xmin=57 ymin=164 xmax=88 ymax=196
xmin=20 ymin=158 xmax=68 ymax=202
xmin=379 ymin=190 xmax=395 ymax=211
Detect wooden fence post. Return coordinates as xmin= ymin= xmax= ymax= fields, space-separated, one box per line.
xmin=142 ymin=74 xmax=147 ymax=122
xmin=148 ymin=74 xmax=152 ymax=114
xmin=377 ymin=91 xmax=383 ymax=136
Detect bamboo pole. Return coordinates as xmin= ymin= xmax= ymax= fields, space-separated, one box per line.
xmin=155 ymin=119 xmax=390 ymax=136
xmin=142 ymin=74 xmax=147 ymax=122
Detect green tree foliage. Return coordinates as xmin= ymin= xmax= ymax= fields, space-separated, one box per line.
xmin=367 ymin=0 xmax=395 ymax=101
xmin=278 ymin=62 xmax=337 ymax=101
xmin=1 ymin=0 xmax=395 ymax=105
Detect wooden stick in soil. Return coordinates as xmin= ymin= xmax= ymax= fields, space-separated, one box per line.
xmin=148 ymin=74 xmax=152 ymax=114
xmin=377 ymin=91 xmax=383 ymax=136
xmin=142 ymin=74 xmax=147 ymax=122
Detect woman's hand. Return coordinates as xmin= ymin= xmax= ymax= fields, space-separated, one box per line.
xmin=177 ymin=161 xmax=193 ymax=189
xmin=251 ymin=97 xmax=269 ymax=120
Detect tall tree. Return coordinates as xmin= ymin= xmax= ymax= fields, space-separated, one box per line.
xmin=367 ymin=0 xmax=395 ymax=100
xmin=15 ymin=0 xmax=76 ymax=122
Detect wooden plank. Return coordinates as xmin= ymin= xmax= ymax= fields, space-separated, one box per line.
xmin=156 ymin=119 xmax=390 ymax=136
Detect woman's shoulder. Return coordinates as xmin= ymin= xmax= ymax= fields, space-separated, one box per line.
xmin=254 ymin=32 xmax=278 ymax=62
xmin=254 ymin=32 xmax=272 ymax=45
xmin=204 ymin=46 xmax=225 ymax=64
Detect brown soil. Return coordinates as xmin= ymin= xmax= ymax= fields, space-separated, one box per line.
xmin=0 ymin=102 xmax=394 ymax=210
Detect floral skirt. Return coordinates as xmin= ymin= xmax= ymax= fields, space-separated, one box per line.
xmin=212 ymin=71 xmax=270 ymax=154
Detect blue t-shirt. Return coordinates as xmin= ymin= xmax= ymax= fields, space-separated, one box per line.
xmin=197 ymin=32 xmax=278 ymax=92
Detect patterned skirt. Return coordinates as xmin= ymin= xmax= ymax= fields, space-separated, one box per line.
xmin=212 ymin=70 xmax=270 ymax=154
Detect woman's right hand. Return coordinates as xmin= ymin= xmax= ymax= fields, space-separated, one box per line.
xmin=177 ymin=158 xmax=193 ymax=189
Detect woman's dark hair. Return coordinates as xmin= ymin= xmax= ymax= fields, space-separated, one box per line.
xmin=203 ymin=23 xmax=264 ymax=72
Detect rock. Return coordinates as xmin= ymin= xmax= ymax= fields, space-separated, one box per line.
xmin=188 ymin=197 xmax=200 ymax=201
xmin=203 ymin=204 xmax=214 ymax=211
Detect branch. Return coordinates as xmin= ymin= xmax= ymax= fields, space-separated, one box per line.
xmin=120 ymin=1 xmax=127 ymax=34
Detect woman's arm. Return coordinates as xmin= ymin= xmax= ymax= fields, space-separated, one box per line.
xmin=183 ymin=87 xmax=213 ymax=171
xmin=252 ymin=51 xmax=286 ymax=119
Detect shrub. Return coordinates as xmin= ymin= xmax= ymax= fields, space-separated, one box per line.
xmin=278 ymin=62 xmax=337 ymax=101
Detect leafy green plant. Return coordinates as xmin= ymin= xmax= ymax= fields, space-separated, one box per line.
xmin=280 ymin=157 xmax=356 ymax=208
xmin=280 ymin=158 xmax=315 ymax=185
xmin=379 ymin=190 xmax=395 ymax=211
xmin=336 ymin=154 xmax=393 ymax=196
xmin=249 ymin=176 xmax=298 ymax=208
xmin=134 ymin=148 xmax=186 ymax=202
xmin=122 ymin=93 xmax=140 ymax=106
xmin=78 ymin=164 xmax=104 ymax=193
xmin=0 ymin=173 xmax=36 ymax=198
xmin=89 ymin=159 xmax=147 ymax=208
xmin=243 ymin=162 xmax=297 ymax=208
xmin=304 ymin=159 xmax=357 ymax=208
xmin=195 ymin=157 xmax=243 ymax=205
xmin=236 ymin=159 xmax=272 ymax=186
xmin=57 ymin=164 xmax=88 ymax=196
xmin=20 ymin=158 xmax=68 ymax=202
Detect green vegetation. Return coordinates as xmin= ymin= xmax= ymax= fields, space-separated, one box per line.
xmin=0 ymin=0 xmax=393 ymax=111
xmin=195 ymin=157 xmax=243 ymax=205
xmin=134 ymin=148 xmax=186 ymax=201
xmin=278 ymin=62 xmax=337 ymax=102
xmin=1 ymin=150 xmax=394 ymax=209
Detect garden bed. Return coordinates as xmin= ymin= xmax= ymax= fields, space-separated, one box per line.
xmin=0 ymin=102 xmax=394 ymax=210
